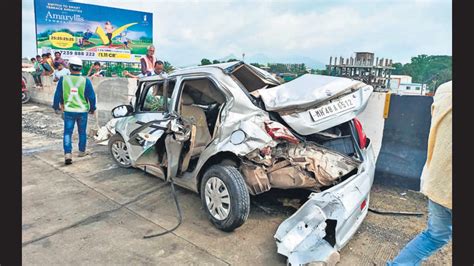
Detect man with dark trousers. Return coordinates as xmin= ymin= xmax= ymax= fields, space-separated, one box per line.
xmin=52 ymin=56 xmax=96 ymax=165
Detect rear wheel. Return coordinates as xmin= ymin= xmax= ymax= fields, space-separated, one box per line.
xmin=200 ymin=165 xmax=250 ymax=232
xmin=108 ymin=134 xmax=132 ymax=168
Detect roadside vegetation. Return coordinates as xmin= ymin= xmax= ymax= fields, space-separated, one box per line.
xmin=392 ymin=55 xmax=452 ymax=92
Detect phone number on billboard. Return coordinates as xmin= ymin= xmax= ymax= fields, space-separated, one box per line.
xmin=57 ymin=50 xmax=95 ymax=57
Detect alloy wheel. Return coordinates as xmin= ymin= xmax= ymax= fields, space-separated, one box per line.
xmin=204 ymin=176 xmax=231 ymax=220
xmin=111 ymin=140 xmax=131 ymax=166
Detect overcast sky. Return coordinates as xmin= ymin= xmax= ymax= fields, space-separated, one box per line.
xmin=22 ymin=0 xmax=452 ymax=66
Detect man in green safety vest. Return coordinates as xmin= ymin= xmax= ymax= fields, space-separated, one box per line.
xmin=53 ymin=56 xmax=96 ymax=165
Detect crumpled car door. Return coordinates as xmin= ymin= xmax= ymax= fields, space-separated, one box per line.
xmin=125 ymin=113 xmax=170 ymax=166
xmin=164 ymin=116 xmax=191 ymax=179
xmin=125 ymin=79 xmax=172 ymax=167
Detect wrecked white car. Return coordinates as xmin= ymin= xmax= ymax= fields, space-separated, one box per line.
xmin=109 ymin=61 xmax=375 ymax=264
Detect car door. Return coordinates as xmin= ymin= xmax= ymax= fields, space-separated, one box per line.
xmin=124 ymin=78 xmax=174 ymax=168
xmin=163 ymin=75 xmax=189 ymax=179
xmin=163 ymin=75 xmax=226 ymax=179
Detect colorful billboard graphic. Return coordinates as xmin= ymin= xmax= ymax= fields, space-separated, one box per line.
xmin=34 ymin=0 xmax=153 ymax=62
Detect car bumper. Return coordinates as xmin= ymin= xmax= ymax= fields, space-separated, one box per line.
xmin=274 ymin=142 xmax=376 ymax=265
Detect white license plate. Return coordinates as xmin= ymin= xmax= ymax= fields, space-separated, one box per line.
xmin=309 ymin=95 xmax=356 ymax=122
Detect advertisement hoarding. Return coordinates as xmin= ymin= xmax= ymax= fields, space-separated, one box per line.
xmin=34 ymin=0 xmax=153 ymax=63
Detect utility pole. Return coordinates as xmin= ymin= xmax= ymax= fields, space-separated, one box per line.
xmin=242 ymin=53 xmax=245 ymax=62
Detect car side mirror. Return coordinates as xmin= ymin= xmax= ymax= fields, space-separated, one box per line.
xmin=112 ymin=104 xmax=133 ymax=118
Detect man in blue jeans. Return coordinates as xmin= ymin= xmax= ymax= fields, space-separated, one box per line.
xmin=388 ymin=81 xmax=452 ymax=265
xmin=53 ymin=56 xmax=96 ymax=165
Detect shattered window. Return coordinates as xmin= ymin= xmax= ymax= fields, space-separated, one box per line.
xmin=141 ymin=81 xmax=175 ymax=112
xmin=143 ymin=86 xmax=166 ymax=111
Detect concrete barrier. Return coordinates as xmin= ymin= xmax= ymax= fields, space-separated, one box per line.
xmin=374 ymin=94 xmax=433 ymax=190
xmin=23 ymin=73 xmax=136 ymax=125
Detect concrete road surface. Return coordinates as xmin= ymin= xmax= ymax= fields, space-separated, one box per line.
xmin=22 ymin=103 xmax=451 ymax=265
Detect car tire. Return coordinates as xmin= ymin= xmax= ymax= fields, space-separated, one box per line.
xmin=108 ymin=134 xmax=132 ymax=168
xmin=200 ymin=165 xmax=250 ymax=232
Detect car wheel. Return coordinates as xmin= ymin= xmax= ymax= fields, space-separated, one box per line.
xmin=200 ymin=165 xmax=250 ymax=232
xmin=108 ymin=134 xmax=132 ymax=168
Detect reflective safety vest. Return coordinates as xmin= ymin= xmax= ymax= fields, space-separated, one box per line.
xmin=62 ymin=75 xmax=90 ymax=112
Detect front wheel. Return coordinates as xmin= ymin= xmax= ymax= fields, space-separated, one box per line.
xmin=200 ymin=165 xmax=250 ymax=232
xmin=108 ymin=134 xmax=132 ymax=168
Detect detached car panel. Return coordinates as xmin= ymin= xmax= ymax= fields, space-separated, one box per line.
xmin=275 ymin=141 xmax=376 ymax=265
xmin=109 ymin=61 xmax=375 ymax=264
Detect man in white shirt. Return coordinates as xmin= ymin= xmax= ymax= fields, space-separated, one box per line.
xmin=53 ymin=62 xmax=71 ymax=82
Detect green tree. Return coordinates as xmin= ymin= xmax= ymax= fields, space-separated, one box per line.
xmin=212 ymin=60 xmax=221 ymax=64
xmin=268 ymin=63 xmax=289 ymax=74
xmin=391 ymin=62 xmax=403 ymax=74
xmin=200 ymin=58 xmax=212 ymax=65
xmin=250 ymin=63 xmax=262 ymax=68
xmin=314 ymin=69 xmax=328 ymax=75
xmin=164 ymin=61 xmax=175 ymax=73
xmin=395 ymin=55 xmax=452 ymax=91
xmin=227 ymin=58 xmax=238 ymax=62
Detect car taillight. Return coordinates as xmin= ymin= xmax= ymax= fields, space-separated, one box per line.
xmin=264 ymin=121 xmax=299 ymax=144
xmin=360 ymin=198 xmax=367 ymax=211
xmin=353 ymin=118 xmax=367 ymax=149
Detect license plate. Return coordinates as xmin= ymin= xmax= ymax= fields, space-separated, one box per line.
xmin=309 ymin=95 xmax=356 ymax=122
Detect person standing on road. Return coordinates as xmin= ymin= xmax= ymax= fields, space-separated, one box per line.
xmin=387 ymin=80 xmax=452 ymax=265
xmin=52 ymin=57 xmax=96 ymax=165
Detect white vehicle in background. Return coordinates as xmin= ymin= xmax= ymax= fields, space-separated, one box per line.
xmin=109 ymin=61 xmax=375 ymax=265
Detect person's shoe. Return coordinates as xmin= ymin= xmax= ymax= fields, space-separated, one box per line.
xmin=78 ymin=151 xmax=90 ymax=157
xmin=65 ymin=153 xmax=72 ymax=165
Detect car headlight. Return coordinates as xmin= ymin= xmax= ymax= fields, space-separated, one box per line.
xmin=230 ymin=130 xmax=246 ymax=145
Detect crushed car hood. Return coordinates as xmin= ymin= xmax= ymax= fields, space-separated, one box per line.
xmin=257 ymin=74 xmax=373 ymax=135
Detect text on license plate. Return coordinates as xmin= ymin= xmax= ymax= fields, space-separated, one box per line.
xmin=309 ymin=96 xmax=356 ymax=122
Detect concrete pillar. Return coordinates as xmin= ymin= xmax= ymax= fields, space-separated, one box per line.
xmin=387 ymin=70 xmax=392 ymax=88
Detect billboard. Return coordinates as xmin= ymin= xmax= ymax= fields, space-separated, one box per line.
xmin=34 ymin=0 xmax=153 ymax=62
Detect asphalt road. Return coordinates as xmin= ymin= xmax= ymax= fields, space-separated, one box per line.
xmin=22 ymin=103 xmax=451 ymax=265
